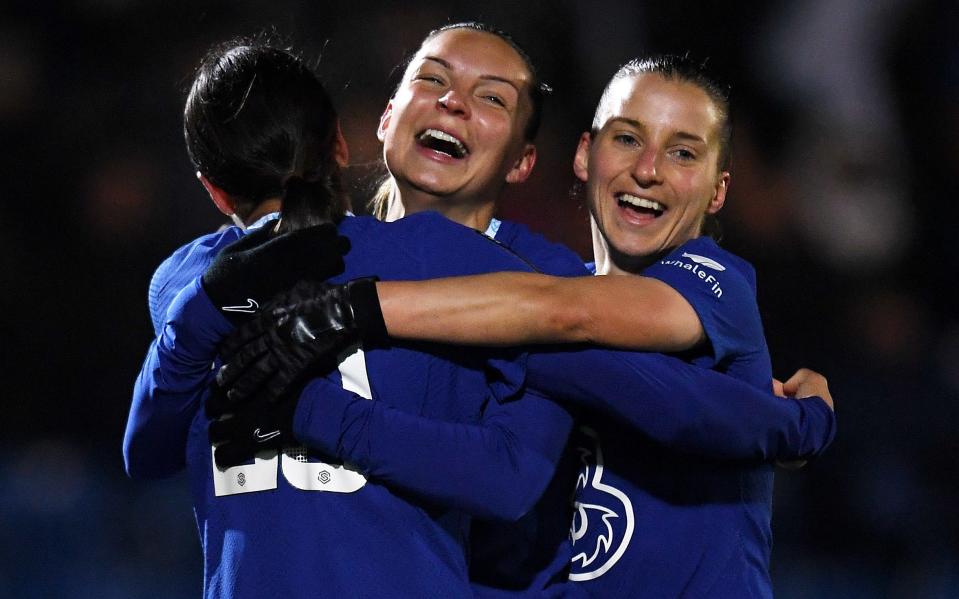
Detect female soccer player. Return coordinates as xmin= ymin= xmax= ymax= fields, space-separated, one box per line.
xmin=215 ymin=31 xmax=835 ymax=598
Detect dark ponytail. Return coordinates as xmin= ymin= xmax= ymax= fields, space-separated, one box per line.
xmin=184 ymin=38 xmax=349 ymax=230
xmin=279 ymin=174 xmax=346 ymax=232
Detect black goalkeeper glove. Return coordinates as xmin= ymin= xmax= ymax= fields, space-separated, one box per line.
xmin=200 ymin=222 xmax=351 ymax=324
xmin=206 ymin=383 xmax=300 ymax=469
xmin=212 ymin=277 xmax=387 ymax=409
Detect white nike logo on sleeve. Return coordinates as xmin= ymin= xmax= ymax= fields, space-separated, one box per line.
xmin=222 ymin=298 xmax=259 ymax=313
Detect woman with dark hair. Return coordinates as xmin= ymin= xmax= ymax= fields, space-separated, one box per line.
xmin=126 ymin=39 xmax=352 ymax=477
xmin=218 ymin=50 xmax=836 ymax=597
xmin=123 ymin=37 xmax=578 ymax=597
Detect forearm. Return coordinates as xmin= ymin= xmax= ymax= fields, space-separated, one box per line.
xmin=123 ymin=279 xmax=233 ymax=478
xmin=377 ymin=273 xmax=581 ymax=346
xmin=528 ymin=348 xmax=837 ymax=461
xmin=124 ymin=341 xmax=211 ymax=478
xmin=377 ymin=273 xmax=699 ymax=351
xmin=294 ymin=377 xmax=573 ymax=521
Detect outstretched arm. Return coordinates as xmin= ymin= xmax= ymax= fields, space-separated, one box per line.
xmin=377 ymin=273 xmax=704 ymax=352
xmin=527 ymin=347 xmax=836 ymax=462
xmin=291 ymin=377 xmax=574 ymax=522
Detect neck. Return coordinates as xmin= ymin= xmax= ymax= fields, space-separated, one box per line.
xmin=589 ymin=216 xmax=656 ymax=276
xmin=243 ymin=198 xmax=282 ymax=226
xmin=388 ymin=185 xmax=495 ymax=232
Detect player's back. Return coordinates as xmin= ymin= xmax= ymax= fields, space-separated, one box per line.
xmin=187 ymin=212 xmax=539 ymax=598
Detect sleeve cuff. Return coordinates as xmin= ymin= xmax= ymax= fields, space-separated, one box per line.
xmin=800 ymin=395 xmax=837 ymax=457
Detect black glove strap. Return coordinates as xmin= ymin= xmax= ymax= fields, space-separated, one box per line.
xmin=346 ymin=277 xmax=388 ymax=347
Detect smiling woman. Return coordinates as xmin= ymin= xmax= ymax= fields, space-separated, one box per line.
xmin=583 ymin=57 xmax=732 ymax=274
xmin=371 ymin=22 xmax=549 ymax=229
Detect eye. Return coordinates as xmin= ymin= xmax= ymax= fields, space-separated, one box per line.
xmin=670 ymin=148 xmax=696 ymax=161
xmin=613 ymin=133 xmax=639 ymax=147
xmin=483 ymin=94 xmax=506 ymax=107
xmin=415 ymin=74 xmax=445 ymax=86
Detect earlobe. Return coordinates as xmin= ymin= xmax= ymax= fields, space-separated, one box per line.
xmin=376 ymin=102 xmax=393 ymax=143
xmin=333 ymin=122 xmax=350 ymax=168
xmin=198 ymin=172 xmax=237 ymax=217
xmin=572 ymin=132 xmax=591 ymax=183
xmin=505 ymin=144 xmax=537 ymax=184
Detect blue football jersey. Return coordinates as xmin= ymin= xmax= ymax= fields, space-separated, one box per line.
xmin=565 ymin=237 xmax=775 ymax=598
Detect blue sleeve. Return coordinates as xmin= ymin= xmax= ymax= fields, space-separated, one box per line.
xmin=493 ymin=220 xmax=590 ymax=278
xmin=123 ymin=277 xmax=234 ymax=478
xmin=527 ymin=348 xmax=836 ymax=461
xmin=148 ymin=228 xmax=243 ymax=336
xmin=642 ymin=238 xmax=764 ymax=367
xmin=292 ymin=377 xmax=574 ymax=521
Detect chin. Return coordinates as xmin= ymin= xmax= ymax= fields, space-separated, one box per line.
xmin=408 ymin=180 xmax=460 ymax=200
xmin=609 ymin=233 xmax=651 ymax=255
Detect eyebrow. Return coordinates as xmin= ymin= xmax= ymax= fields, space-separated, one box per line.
xmin=421 ymin=56 xmax=522 ymax=94
xmin=607 ymin=117 xmax=707 ymax=144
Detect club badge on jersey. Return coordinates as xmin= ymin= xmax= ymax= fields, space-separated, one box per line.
xmin=568 ymin=426 xmax=634 ymax=581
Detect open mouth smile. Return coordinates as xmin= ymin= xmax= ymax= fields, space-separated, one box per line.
xmin=416 ymin=128 xmax=470 ymax=159
xmin=616 ymin=193 xmax=665 ymax=218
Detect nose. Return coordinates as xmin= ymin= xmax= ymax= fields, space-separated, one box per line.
xmin=437 ymin=88 xmax=470 ymax=118
xmin=632 ymin=147 xmax=662 ymax=186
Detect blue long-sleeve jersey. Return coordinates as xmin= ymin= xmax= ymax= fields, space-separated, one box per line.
xmin=124 ymin=212 xmax=575 ymax=598
xmin=540 ymin=237 xmax=789 ymax=598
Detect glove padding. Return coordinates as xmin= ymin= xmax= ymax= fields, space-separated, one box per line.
xmin=207 ymin=384 xmax=299 ymax=469
xmin=201 ymin=222 xmax=351 ymax=324
xmin=212 ymin=277 xmax=387 ymax=410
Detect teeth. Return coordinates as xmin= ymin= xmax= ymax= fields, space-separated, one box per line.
xmin=421 ymin=128 xmax=463 ymax=147
xmin=619 ymin=194 xmax=665 ymax=212
xmin=419 ymin=128 xmax=467 ymax=156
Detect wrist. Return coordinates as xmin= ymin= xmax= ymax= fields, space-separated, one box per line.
xmin=345 ymin=278 xmax=388 ymax=346
xmin=293 ymin=378 xmax=357 ymax=457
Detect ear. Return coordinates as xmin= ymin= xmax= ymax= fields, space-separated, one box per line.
xmin=376 ymin=101 xmax=393 ymax=143
xmin=705 ymin=171 xmax=730 ymax=215
xmin=198 ymin=172 xmax=237 ymax=217
xmin=572 ymin=132 xmax=591 ymax=183
xmin=505 ymin=143 xmax=537 ymax=184
xmin=333 ymin=121 xmax=350 ymax=168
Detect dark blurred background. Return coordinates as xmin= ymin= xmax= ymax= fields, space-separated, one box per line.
xmin=2 ymin=0 xmax=957 ymax=597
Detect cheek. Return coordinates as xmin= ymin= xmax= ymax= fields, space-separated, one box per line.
xmin=590 ymin=153 xmax=626 ymax=188
xmin=477 ymin=118 xmax=512 ymax=151
xmin=391 ymin=92 xmax=427 ymax=126
xmin=670 ymin=171 xmax=711 ymax=205
xmin=585 ymin=181 xmax=608 ymax=221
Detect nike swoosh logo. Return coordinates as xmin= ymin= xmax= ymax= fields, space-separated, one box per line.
xmin=253 ymin=428 xmax=281 ymax=443
xmin=222 ymin=298 xmax=259 ymax=313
